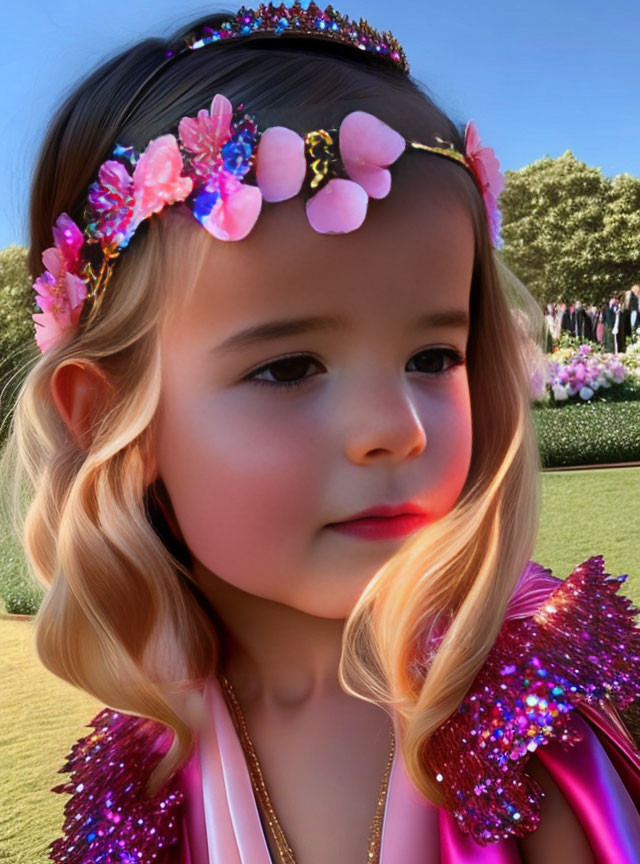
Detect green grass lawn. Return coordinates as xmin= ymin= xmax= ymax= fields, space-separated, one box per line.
xmin=533 ymin=466 xmax=640 ymax=606
xmin=1 ymin=466 xmax=639 ymax=863
xmin=0 ymin=620 xmax=103 ymax=864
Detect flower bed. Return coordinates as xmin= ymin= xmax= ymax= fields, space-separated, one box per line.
xmin=621 ymin=336 xmax=640 ymax=378
xmin=533 ymin=340 xmax=640 ymax=406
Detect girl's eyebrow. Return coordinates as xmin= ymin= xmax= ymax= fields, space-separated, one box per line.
xmin=211 ymin=309 xmax=469 ymax=355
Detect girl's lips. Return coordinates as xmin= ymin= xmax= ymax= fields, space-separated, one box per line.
xmin=327 ymin=513 xmax=429 ymax=540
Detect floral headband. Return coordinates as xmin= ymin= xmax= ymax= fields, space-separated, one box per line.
xmin=32 ymin=8 xmax=505 ymax=355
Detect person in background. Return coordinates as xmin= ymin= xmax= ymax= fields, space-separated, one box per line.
xmin=612 ymin=298 xmax=622 ymax=354
xmin=552 ymin=300 xmax=565 ymax=341
xmin=629 ymin=285 xmax=639 ymax=338
xmin=604 ymin=298 xmax=616 ymax=352
xmin=574 ymin=300 xmax=592 ymax=341
xmin=561 ymin=301 xmax=576 ymax=334
xmin=543 ymin=302 xmax=555 ymax=352
xmin=595 ymin=303 xmax=606 ymax=344
xmin=621 ymin=290 xmax=632 ymax=350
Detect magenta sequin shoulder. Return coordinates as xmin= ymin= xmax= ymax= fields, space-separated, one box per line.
xmin=48 ymin=554 xmax=640 ymax=860
xmin=423 ymin=554 xmax=640 ymax=844
xmin=48 ymin=705 xmax=184 ymax=862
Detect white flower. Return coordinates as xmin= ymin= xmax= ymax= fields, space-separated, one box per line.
xmin=552 ymin=384 xmax=569 ymax=401
xmin=579 ymin=386 xmax=594 ymax=400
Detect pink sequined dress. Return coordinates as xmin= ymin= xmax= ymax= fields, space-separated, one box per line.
xmin=49 ymin=556 xmax=640 ymax=863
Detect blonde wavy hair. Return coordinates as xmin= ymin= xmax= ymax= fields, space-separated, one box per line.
xmin=0 ymin=12 xmax=545 ymax=804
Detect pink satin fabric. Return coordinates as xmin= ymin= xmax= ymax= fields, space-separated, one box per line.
xmin=175 ymin=563 xmax=640 ymax=863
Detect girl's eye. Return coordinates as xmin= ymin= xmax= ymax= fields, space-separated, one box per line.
xmin=243 ymin=348 xmax=466 ymax=391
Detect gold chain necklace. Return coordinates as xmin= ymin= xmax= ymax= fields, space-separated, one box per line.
xmin=218 ymin=673 xmax=396 ymax=864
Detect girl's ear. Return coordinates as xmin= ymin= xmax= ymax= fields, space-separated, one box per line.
xmin=50 ymin=361 xmax=115 ymax=452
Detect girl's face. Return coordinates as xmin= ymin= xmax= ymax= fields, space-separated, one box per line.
xmin=154 ymin=167 xmax=475 ymax=618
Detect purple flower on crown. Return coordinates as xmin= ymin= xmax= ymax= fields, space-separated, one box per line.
xmin=32 ymin=214 xmax=88 ymax=353
xmin=86 ymin=160 xmax=136 ymax=252
xmin=221 ymin=111 xmax=260 ymax=179
xmin=86 ymin=136 xmax=194 ymax=254
xmin=85 ymin=135 xmax=194 ymax=254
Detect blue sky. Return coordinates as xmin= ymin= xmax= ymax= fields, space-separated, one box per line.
xmin=2 ymin=0 xmax=639 ymax=249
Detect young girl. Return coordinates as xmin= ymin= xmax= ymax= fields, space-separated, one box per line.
xmin=3 ymin=3 xmax=640 ymax=862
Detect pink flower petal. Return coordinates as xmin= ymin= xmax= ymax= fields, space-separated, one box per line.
xmin=305 ymin=178 xmax=369 ymax=234
xmin=339 ymin=111 xmax=406 ymax=167
xmin=464 ymin=120 xmax=482 ymax=156
xmin=69 ymin=298 xmax=85 ymax=327
xmin=200 ymin=183 xmax=263 ymax=241
xmin=64 ymin=272 xmax=89 ymax=309
xmin=210 ymin=93 xmax=233 ymax=127
xmin=33 ymin=272 xmax=57 ymax=311
xmin=465 ymin=120 xmax=505 ymax=199
xmin=178 ymin=109 xmax=210 ymax=154
xmin=33 ymin=311 xmax=67 ymax=353
xmin=42 ymin=247 xmax=64 ymax=278
xmin=340 ymin=160 xmax=391 ymax=199
xmin=255 ymin=126 xmax=306 ymax=202
xmin=477 ymin=146 xmax=505 ymax=198
xmin=178 ymin=93 xmax=233 ymax=160
xmin=98 ymin=160 xmax=133 ymax=191
xmin=207 ymin=93 xmax=233 ymax=149
xmin=339 ymin=111 xmax=405 ymax=198
xmin=132 ymin=135 xmax=193 ymax=225
xmin=33 ymin=294 xmax=55 ymax=314
xmin=32 ymin=262 xmax=88 ymax=353
xmin=52 ymin=213 xmax=84 ymax=269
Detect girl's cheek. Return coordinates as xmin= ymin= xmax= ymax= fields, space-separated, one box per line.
xmin=155 ymin=392 xmax=324 ymax=542
xmin=424 ymin=384 xmax=473 ymax=517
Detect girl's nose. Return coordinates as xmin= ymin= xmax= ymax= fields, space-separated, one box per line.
xmin=342 ymin=378 xmax=427 ymax=465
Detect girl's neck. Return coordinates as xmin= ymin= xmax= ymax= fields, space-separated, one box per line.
xmin=192 ymin=559 xmax=349 ymax=712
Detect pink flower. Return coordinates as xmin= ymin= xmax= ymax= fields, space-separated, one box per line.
xmin=50 ymin=212 xmax=84 ymax=267
xmin=255 ymin=126 xmax=307 ymax=202
xmin=32 ymin=213 xmax=88 ymax=353
xmin=131 ymin=135 xmax=193 ymax=226
xmin=338 ymin=111 xmax=406 ymax=199
xmin=464 ymin=120 xmax=505 ymax=247
xmin=305 ymin=178 xmax=369 ymax=234
xmin=179 ymin=92 xmax=234 ymax=180
xmin=195 ymin=170 xmax=262 ymax=242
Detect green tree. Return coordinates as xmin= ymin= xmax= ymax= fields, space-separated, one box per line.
xmin=499 ymin=151 xmax=640 ymax=307
xmin=0 ymin=245 xmax=38 ymax=446
xmin=601 ymin=173 xmax=640 ymax=290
